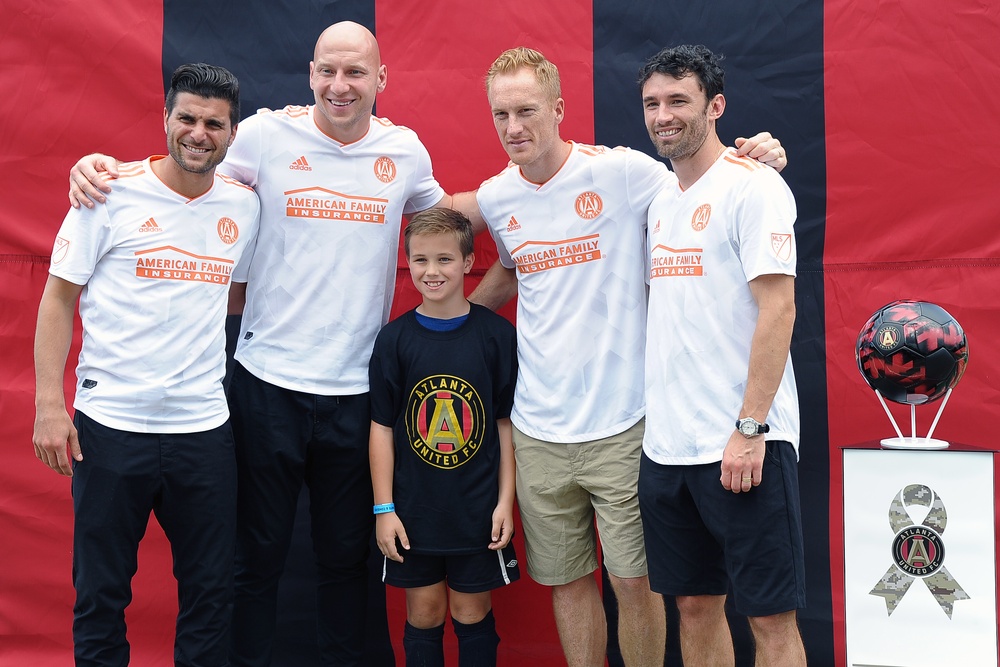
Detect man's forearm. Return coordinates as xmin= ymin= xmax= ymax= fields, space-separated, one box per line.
xmin=740 ymin=274 xmax=795 ymax=421
xmin=468 ymin=261 xmax=517 ymax=312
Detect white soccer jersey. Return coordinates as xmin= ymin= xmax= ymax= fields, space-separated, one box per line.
xmin=643 ymin=148 xmax=799 ymax=464
xmin=223 ymin=107 xmax=445 ymax=394
xmin=478 ymin=142 xmax=671 ymax=442
xmin=49 ymin=157 xmax=260 ymax=433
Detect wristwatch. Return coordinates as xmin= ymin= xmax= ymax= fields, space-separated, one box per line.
xmin=735 ymin=417 xmax=769 ymax=438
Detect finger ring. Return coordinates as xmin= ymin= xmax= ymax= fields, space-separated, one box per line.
xmin=742 ymin=477 xmax=752 ymax=482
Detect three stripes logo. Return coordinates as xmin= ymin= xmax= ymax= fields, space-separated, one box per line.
xmin=139 ymin=218 xmax=163 ymax=233
xmin=289 ymin=156 xmax=312 ymax=171
xmin=506 ymin=216 xmax=521 ymax=232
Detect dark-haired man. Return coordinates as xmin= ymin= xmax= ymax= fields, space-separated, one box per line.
xmin=33 ymin=62 xmax=259 ymax=666
xmin=638 ymin=44 xmax=806 ymax=667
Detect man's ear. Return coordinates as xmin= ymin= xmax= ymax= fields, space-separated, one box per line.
xmin=709 ymin=93 xmax=726 ymax=121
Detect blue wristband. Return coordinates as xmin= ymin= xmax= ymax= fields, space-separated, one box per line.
xmin=373 ymin=503 xmax=395 ymax=515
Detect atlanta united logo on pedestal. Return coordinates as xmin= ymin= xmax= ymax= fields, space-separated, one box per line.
xmin=892 ymin=525 xmax=944 ymax=578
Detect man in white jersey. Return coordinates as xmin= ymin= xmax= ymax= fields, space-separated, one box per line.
xmin=33 ymin=63 xmax=259 ymax=667
xmin=637 ymin=45 xmax=805 ymax=667
xmin=471 ymin=47 xmax=787 ymax=667
xmin=66 ymin=21 xmax=483 ymax=667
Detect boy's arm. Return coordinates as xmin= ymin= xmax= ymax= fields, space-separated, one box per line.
xmin=33 ymin=275 xmax=84 ymax=476
xmin=489 ymin=417 xmax=516 ymax=550
xmin=369 ymin=420 xmax=409 ymax=562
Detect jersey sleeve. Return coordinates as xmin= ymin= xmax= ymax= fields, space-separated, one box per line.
xmin=48 ymin=201 xmax=115 ymax=286
xmin=368 ymin=327 xmax=402 ymax=428
xmin=478 ymin=191 xmax=517 ymax=269
xmin=231 ymin=197 xmax=261 ymax=283
xmin=401 ymin=133 xmax=446 ymax=214
xmin=486 ymin=226 xmax=516 ymax=270
xmin=626 ymin=149 xmax=672 ymax=215
xmin=494 ymin=321 xmax=518 ymax=419
xmin=218 ymin=111 xmax=265 ymax=188
xmin=735 ymin=168 xmax=798 ymax=282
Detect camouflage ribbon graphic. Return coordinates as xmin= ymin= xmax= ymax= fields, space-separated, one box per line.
xmin=870 ymin=484 xmax=970 ymax=618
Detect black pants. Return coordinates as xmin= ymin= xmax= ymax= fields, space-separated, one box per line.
xmin=227 ymin=363 xmax=375 ymax=666
xmin=71 ymin=412 xmax=236 ymax=667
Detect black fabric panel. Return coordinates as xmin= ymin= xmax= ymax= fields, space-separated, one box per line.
xmin=162 ymin=0 xmax=376 ymax=115
xmin=164 ymin=4 xmax=389 ymax=667
xmin=593 ymin=2 xmax=831 ymax=665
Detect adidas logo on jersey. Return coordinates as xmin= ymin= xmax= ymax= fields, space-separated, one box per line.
xmin=139 ymin=218 xmax=163 ymax=233
xmin=289 ymin=156 xmax=312 ymax=171
xmin=507 ymin=216 xmax=521 ymax=232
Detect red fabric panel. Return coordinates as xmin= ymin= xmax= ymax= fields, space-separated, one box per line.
xmin=824 ymin=2 xmax=1000 ymax=664
xmin=0 ymin=1 xmax=166 ymax=256
xmin=0 ymin=2 xmax=164 ymax=664
xmin=378 ymin=0 xmax=595 ymax=322
xmin=0 ymin=260 xmax=75 ymax=662
xmin=0 ymin=263 xmax=180 ymax=665
xmin=377 ymin=1 xmax=594 ymax=661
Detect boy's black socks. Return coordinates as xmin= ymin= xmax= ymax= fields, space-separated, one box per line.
xmin=452 ymin=609 xmax=500 ymax=667
xmin=403 ymin=621 xmax=445 ymax=667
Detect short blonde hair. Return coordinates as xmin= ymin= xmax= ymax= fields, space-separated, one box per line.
xmin=486 ymin=47 xmax=561 ymax=101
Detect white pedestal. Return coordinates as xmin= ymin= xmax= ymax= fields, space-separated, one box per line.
xmin=843 ymin=448 xmax=997 ymax=667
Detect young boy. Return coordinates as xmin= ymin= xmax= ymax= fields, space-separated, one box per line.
xmin=368 ymin=208 xmax=519 ymax=666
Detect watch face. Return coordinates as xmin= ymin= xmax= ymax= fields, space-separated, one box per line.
xmin=740 ymin=422 xmax=754 ymax=435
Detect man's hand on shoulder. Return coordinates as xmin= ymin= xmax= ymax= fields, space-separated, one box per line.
xmin=735 ymin=133 xmax=787 ymax=172
xmin=69 ymin=153 xmax=120 ymax=209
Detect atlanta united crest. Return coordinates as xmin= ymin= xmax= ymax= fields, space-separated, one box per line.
xmin=405 ymin=374 xmax=486 ymax=470
xmin=892 ymin=525 xmax=944 ymax=577
xmin=874 ymin=323 xmax=903 ymax=353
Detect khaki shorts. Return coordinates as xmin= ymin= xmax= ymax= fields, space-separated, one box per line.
xmin=513 ymin=419 xmax=646 ymax=586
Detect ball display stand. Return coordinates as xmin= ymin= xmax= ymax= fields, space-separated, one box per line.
xmin=875 ymin=387 xmax=953 ymax=450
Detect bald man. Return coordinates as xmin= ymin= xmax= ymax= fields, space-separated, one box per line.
xmin=69 ymin=22 xmax=482 ymax=666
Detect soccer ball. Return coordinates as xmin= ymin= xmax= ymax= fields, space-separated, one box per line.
xmin=856 ymin=300 xmax=969 ymax=405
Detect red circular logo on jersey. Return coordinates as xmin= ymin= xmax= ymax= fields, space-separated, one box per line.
xmin=217 ymin=217 xmax=239 ymax=244
xmin=374 ymin=156 xmax=397 ymax=183
xmin=575 ymin=192 xmax=603 ymax=219
xmin=691 ymin=204 xmax=711 ymax=231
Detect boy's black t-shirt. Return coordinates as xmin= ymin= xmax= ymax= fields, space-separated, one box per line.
xmin=369 ymin=303 xmax=517 ymax=554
